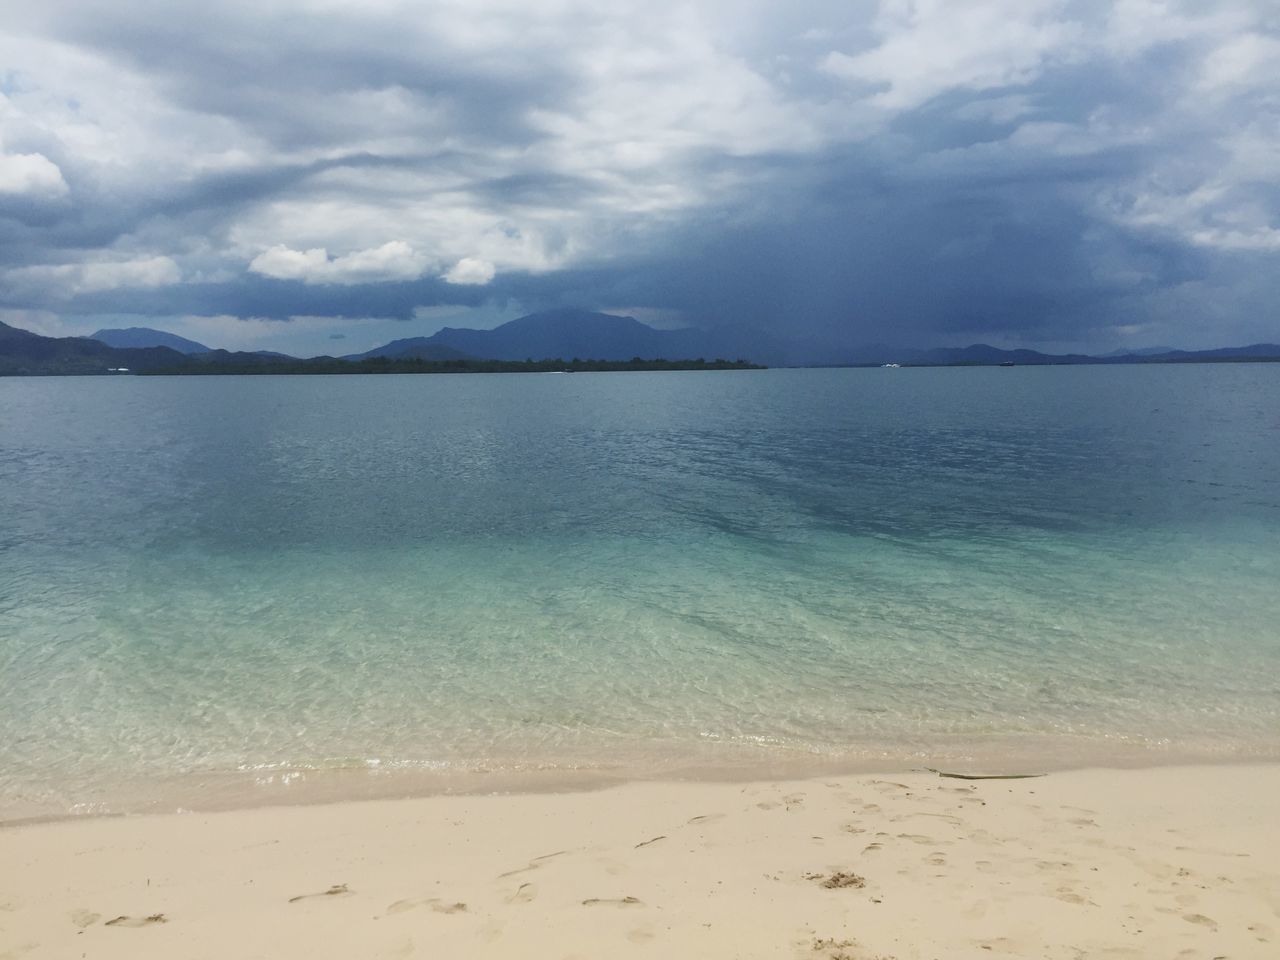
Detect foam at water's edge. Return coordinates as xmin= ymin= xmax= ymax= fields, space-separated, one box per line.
xmin=7 ymin=733 xmax=1280 ymax=823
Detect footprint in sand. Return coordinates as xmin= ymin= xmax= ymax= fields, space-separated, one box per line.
xmin=1034 ymin=861 xmax=1075 ymax=874
xmin=69 ymin=909 xmax=100 ymax=929
xmin=386 ymin=898 xmax=468 ymax=915
xmin=1173 ymin=844 xmax=1249 ymax=858
xmin=626 ymin=926 xmax=656 ymax=943
xmin=894 ymin=811 xmax=963 ymax=827
xmin=897 ymin=833 xmax=937 ymax=845
xmin=497 ymin=850 xmax=569 ymax=879
xmin=386 ymin=899 xmax=428 ymax=915
xmin=862 ymin=842 xmax=883 ymax=853
xmin=598 ymin=856 xmax=630 ymax=877
xmin=104 ymin=914 xmax=168 ymax=928
xmin=1182 ymin=913 xmax=1216 ymax=929
xmin=288 ymin=884 xmax=350 ymax=903
xmin=870 ymin=780 xmax=912 ymax=792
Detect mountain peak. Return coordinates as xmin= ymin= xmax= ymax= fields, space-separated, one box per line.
xmin=417 ymin=308 xmax=672 ymax=362
xmin=91 ymin=327 xmax=211 ymax=354
xmin=498 ymin=308 xmax=642 ymax=330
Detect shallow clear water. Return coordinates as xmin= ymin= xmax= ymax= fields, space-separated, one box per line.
xmin=2 ymin=366 xmax=1279 ymax=817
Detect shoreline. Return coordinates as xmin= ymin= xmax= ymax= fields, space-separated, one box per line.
xmin=7 ymin=738 xmax=1280 ymax=826
xmin=3 ymin=763 xmax=1276 ymax=959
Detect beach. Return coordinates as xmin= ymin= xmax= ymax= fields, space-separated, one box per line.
xmin=5 ymin=0 xmax=1280 ymax=952
xmin=3 ymin=371 xmax=1279 ymax=956
xmin=3 ymin=764 xmax=1277 ymax=959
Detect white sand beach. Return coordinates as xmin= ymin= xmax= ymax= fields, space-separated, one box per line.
xmin=2 ymin=764 xmax=1277 ymax=959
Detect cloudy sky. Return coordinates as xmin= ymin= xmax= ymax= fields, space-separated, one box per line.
xmin=1 ymin=0 xmax=1277 ymax=355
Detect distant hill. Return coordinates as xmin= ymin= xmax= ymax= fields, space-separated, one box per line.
xmin=1099 ymin=346 xmax=1176 ymax=358
xmin=912 ymin=344 xmax=1098 ymax=366
xmin=1139 ymin=344 xmax=1280 ymax=362
xmin=346 ymin=339 xmax=475 ymax=362
xmin=0 ymin=320 xmax=190 ymax=375
xmin=0 ymin=321 xmax=303 ymax=375
xmin=849 ymin=342 xmax=1280 ymax=367
xmin=429 ymin=308 xmax=681 ymax=361
xmin=5 ymin=313 xmax=1279 ymax=375
xmin=91 ymin=327 xmax=211 ymax=354
xmin=356 ymin=308 xmax=776 ymax=363
xmin=182 ymin=349 xmax=297 ymax=366
xmin=363 ymin=311 xmax=1280 ymax=368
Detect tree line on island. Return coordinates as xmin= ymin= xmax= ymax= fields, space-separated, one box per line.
xmin=3 ymin=307 xmax=1280 ymax=375
xmin=144 ymin=355 xmax=762 ymax=375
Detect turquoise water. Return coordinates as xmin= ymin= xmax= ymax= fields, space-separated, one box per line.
xmin=2 ymin=366 xmax=1279 ymax=817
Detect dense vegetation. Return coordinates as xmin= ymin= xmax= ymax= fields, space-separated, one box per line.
xmin=142 ymin=356 xmax=764 ymax=375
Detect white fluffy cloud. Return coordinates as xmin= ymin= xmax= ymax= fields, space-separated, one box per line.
xmin=6 ymin=256 xmax=181 ymax=296
xmin=442 ymin=257 xmax=496 ymax=285
xmin=248 ymin=241 xmax=428 ymax=284
xmin=0 ymin=150 xmax=68 ymax=197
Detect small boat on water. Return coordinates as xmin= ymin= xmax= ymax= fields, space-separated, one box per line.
xmin=881 ymin=362 xmax=901 ymax=368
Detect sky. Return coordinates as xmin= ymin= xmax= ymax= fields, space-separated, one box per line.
xmin=1 ymin=0 xmax=1277 ymax=356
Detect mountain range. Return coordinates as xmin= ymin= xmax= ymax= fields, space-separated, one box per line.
xmin=0 ymin=321 xmax=188 ymax=375
xmin=343 ymin=308 xmax=788 ymax=364
xmin=3 ymin=311 xmax=1279 ymax=375
xmin=91 ymin=326 xmax=212 ymax=354
xmin=0 ymin=321 xmax=300 ymax=375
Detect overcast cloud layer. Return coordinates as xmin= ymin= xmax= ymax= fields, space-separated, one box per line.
xmin=1 ymin=0 xmax=1277 ymax=354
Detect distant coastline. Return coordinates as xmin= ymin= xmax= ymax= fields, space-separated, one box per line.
xmin=141 ymin=356 xmax=765 ymax=375
xmin=4 ymin=311 xmax=1279 ymax=375
xmin=824 ymin=354 xmax=1280 ymax=369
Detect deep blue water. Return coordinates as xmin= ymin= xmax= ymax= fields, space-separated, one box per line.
xmin=2 ymin=365 xmax=1278 ymax=816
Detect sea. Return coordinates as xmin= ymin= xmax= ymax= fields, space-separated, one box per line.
xmin=2 ymin=365 xmax=1278 ymax=819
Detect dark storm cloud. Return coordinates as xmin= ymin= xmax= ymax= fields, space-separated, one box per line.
xmin=1 ymin=1 xmax=1276 ymax=352
xmin=49 ymin=4 xmax=572 ymax=151
xmin=52 ymin=274 xmax=484 ymax=322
